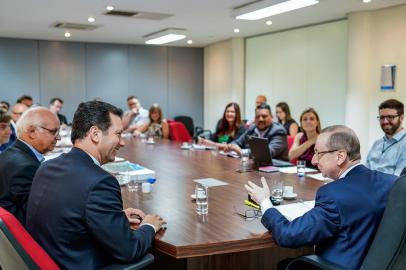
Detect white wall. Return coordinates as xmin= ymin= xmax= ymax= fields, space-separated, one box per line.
xmin=204 ymin=38 xmax=244 ymax=130
xmin=347 ymin=5 xmax=406 ymax=159
xmin=245 ymin=20 xmax=348 ymax=128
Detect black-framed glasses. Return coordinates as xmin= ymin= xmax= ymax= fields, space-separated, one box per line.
xmin=37 ymin=126 xmax=60 ymax=137
xmin=377 ymin=115 xmax=400 ymax=122
xmin=234 ymin=206 xmax=262 ymax=220
xmin=314 ymin=149 xmax=340 ymax=159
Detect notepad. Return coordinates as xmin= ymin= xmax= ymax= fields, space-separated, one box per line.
xmin=278 ymin=166 xmax=318 ymax=174
xmin=275 ymin=201 xmax=315 ymax=221
xmin=102 ymin=161 xmax=155 ymax=182
xmin=307 ymin=173 xmax=333 ymax=182
xmin=258 ymin=166 xmax=279 ymax=173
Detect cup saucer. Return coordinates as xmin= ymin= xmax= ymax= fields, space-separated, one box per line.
xmin=283 ymin=193 xmax=297 ymax=200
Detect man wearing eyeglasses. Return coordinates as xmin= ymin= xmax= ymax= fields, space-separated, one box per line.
xmin=0 ymin=107 xmax=60 ymax=224
xmin=0 ymin=102 xmax=28 ymax=152
xmin=122 ymin=96 xmax=149 ymax=134
xmin=367 ymin=99 xmax=405 ymax=176
xmin=245 ymin=125 xmax=396 ymax=270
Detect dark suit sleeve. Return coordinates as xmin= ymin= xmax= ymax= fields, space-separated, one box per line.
xmin=232 ymin=128 xmax=252 ymax=148
xmin=85 ymin=176 xmax=155 ymax=262
xmin=268 ymin=133 xmax=287 ymax=159
xmin=234 ymin=126 xmax=246 ymax=141
xmin=401 ymin=167 xmax=406 ymax=176
xmin=8 ymin=163 xmax=39 ymax=220
xmin=261 ymin=188 xmax=341 ymax=248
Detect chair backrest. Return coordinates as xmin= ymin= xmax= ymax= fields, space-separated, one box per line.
xmin=287 ymin=135 xmax=297 ymax=165
xmin=169 ymin=121 xmax=192 ymax=142
xmin=174 ymin=116 xmax=194 ymax=137
xmin=360 ymin=175 xmax=406 ymax=270
xmin=0 ymin=208 xmax=60 ymax=270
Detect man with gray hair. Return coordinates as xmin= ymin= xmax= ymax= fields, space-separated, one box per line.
xmin=0 ymin=107 xmax=60 ymax=224
xmin=245 ymin=125 xmax=396 ymax=269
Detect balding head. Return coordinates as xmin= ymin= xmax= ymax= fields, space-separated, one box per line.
xmin=255 ymin=95 xmax=267 ymax=107
xmin=16 ymin=107 xmax=60 ymax=154
xmin=11 ymin=103 xmax=28 ymax=123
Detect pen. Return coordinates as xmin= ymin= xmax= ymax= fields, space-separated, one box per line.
xmin=244 ymin=199 xmax=260 ymax=209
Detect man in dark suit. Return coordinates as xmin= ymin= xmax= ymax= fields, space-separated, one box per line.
xmin=0 ymin=107 xmax=60 ymax=224
xmin=245 ymin=125 xmax=396 ymax=270
xmin=49 ymin=97 xmax=68 ymax=125
xmin=26 ymin=101 xmax=165 ymax=269
xmin=227 ymin=103 xmax=288 ymax=160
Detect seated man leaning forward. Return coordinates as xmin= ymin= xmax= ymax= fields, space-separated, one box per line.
xmin=26 ymin=101 xmax=165 ymax=270
xmin=245 ymin=125 xmax=396 ymax=270
xmin=225 ymin=103 xmax=288 ymax=161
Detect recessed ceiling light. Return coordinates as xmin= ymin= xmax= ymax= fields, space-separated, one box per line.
xmin=363 ymin=0 xmax=371 ymax=3
xmin=106 ymin=5 xmax=114 ymax=11
xmin=64 ymin=32 xmax=71 ymax=38
xmin=235 ymin=0 xmax=319 ymax=20
xmin=234 ymin=28 xmax=240 ymax=33
xmin=88 ymin=17 xmax=95 ymax=23
xmin=187 ymin=40 xmax=193 ymax=44
xmin=266 ymin=20 xmax=273 ymax=25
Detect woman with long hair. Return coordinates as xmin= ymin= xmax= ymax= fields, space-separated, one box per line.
xmin=200 ymin=102 xmax=245 ymax=147
xmin=275 ymin=102 xmax=299 ymax=136
xmin=135 ymin=104 xmax=169 ymax=139
xmin=288 ymin=108 xmax=321 ymax=168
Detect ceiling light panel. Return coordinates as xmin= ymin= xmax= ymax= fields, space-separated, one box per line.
xmin=144 ymin=28 xmax=187 ymax=45
xmin=234 ymin=0 xmax=319 ymax=20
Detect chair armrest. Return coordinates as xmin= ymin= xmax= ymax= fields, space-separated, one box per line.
xmin=286 ymin=255 xmax=347 ymax=270
xmin=101 ymin=253 xmax=154 ymax=270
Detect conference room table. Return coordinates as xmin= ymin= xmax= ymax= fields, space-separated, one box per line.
xmin=118 ymin=137 xmax=325 ymax=270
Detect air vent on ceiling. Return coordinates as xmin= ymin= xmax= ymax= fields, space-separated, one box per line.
xmin=104 ymin=10 xmax=172 ymax=20
xmin=52 ymin=22 xmax=99 ymax=31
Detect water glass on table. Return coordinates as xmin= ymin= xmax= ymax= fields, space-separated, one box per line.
xmin=195 ymin=185 xmax=208 ymax=215
xmin=127 ymin=174 xmax=139 ymax=192
xmin=296 ymin=160 xmax=306 ymax=177
xmin=271 ymin=178 xmax=283 ymax=204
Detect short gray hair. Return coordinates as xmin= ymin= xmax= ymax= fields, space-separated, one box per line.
xmin=321 ymin=125 xmax=361 ymax=161
xmin=16 ymin=107 xmax=49 ymax=137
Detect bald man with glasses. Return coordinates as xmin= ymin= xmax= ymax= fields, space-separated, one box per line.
xmin=367 ymin=99 xmax=405 ymax=176
xmin=0 ymin=107 xmax=60 ymax=224
xmin=246 ymin=125 xmax=396 ymax=270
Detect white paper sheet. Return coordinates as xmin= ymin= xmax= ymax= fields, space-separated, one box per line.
xmin=307 ymin=173 xmax=332 ymax=181
xmin=279 ymin=166 xmax=318 ymax=174
xmin=193 ymin=178 xmax=229 ymax=187
xmin=275 ymin=200 xmax=315 ymax=221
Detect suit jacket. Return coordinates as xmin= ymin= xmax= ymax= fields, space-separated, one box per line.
xmin=0 ymin=123 xmax=16 ymax=152
xmin=233 ymin=123 xmax=289 ymax=160
xmin=0 ymin=139 xmax=40 ymax=224
xmin=26 ymin=147 xmax=155 ymax=270
xmin=401 ymin=166 xmax=406 ymax=176
xmin=261 ymin=165 xmax=396 ymax=270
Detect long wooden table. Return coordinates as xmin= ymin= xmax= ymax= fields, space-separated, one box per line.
xmin=118 ymin=138 xmax=324 ymax=270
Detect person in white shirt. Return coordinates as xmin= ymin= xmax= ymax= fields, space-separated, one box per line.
xmin=122 ymin=96 xmax=149 ymax=133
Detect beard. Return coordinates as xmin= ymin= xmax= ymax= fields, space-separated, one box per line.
xmin=381 ymin=120 xmax=401 ymax=136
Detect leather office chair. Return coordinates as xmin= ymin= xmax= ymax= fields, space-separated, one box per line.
xmin=169 ymin=121 xmax=192 ymax=142
xmin=0 ymin=208 xmax=154 ymax=270
xmin=174 ymin=115 xmax=211 ymax=139
xmin=286 ymin=175 xmax=406 ymax=270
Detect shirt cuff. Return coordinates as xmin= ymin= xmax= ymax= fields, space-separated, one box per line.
xmin=141 ymin=223 xmax=156 ymax=233
xmin=261 ymin=198 xmax=273 ymax=213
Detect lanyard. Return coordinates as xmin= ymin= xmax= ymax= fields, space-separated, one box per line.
xmin=382 ymin=132 xmax=406 ymax=154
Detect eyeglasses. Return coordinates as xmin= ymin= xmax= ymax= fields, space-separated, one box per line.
xmin=12 ymin=111 xmax=24 ymax=116
xmin=314 ymin=149 xmax=340 ymax=159
xmin=0 ymin=123 xmax=10 ymax=130
xmin=377 ymin=115 xmax=400 ymax=122
xmin=234 ymin=207 xmax=262 ymax=220
xmin=37 ymin=126 xmax=60 ymax=137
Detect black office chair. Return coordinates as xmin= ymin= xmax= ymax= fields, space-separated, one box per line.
xmin=174 ymin=115 xmax=212 ymax=140
xmin=101 ymin=254 xmax=154 ymax=270
xmin=286 ymin=175 xmax=406 ymax=270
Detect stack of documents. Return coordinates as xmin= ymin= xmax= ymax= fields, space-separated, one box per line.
xmin=278 ymin=167 xmax=318 ymax=174
xmin=275 ymin=201 xmax=315 ymax=221
xmin=307 ymin=173 xmax=332 ymax=182
xmin=102 ymin=161 xmax=155 ymax=183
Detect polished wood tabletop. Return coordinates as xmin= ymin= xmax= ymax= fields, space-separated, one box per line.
xmin=118 ymin=137 xmax=325 ymax=259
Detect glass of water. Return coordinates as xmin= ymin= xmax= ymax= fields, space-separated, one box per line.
xmin=271 ymin=178 xmax=283 ymax=204
xmin=195 ymin=185 xmax=208 ymax=215
xmin=297 ymin=160 xmax=306 ymax=177
xmin=126 ymin=172 xmax=139 ymax=192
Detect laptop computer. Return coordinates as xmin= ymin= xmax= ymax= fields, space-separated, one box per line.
xmin=246 ymin=136 xmax=293 ymax=167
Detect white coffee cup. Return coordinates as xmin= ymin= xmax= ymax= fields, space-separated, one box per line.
xmin=142 ymin=182 xmax=151 ymax=193
xmin=283 ymin=186 xmax=293 ymax=196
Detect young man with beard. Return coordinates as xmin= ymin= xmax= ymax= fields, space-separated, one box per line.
xmin=367 ymin=99 xmax=405 ymax=176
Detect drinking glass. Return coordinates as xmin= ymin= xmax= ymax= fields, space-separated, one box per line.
xmin=195 ymin=185 xmax=208 ymax=215
xmin=297 ymin=160 xmax=306 ymax=177
xmin=271 ymin=178 xmax=283 ymax=204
